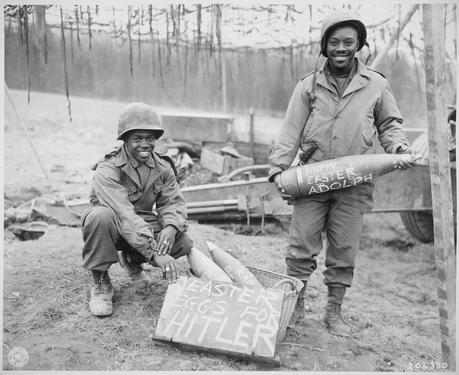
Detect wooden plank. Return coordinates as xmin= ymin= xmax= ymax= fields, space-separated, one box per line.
xmin=152 ymin=339 xmax=281 ymax=366
xmin=422 ymin=4 xmax=456 ymax=370
xmin=154 ymin=276 xmax=285 ymax=360
xmin=160 ymin=113 xmax=232 ymax=143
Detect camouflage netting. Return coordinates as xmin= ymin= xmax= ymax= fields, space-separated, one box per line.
xmin=4 ymin=4 xmax=457 ymax=123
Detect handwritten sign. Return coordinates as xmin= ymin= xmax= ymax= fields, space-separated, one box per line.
xmin=154 ymin=276 xmax=285 ymax=360
xmin=299 ymin=161 xmax=373 ymax=195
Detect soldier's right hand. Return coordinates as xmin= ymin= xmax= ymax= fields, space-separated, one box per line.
xmin=273 ymin=174 xmax=295 ymax=203
xmin=152 ymin=254 xmax=178 ymax=283
xmin=273 ymin=173 xmax=283 ymax=191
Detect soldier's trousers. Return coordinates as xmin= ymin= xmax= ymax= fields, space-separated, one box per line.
xmin=286 ymin=186 xmax=372 ymax=287
xmin=81 ymin=206 xmax=193 ymax=272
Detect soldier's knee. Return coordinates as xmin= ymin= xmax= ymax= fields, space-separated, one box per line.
xmin=82 ymin=206 xmax=116 ymax=229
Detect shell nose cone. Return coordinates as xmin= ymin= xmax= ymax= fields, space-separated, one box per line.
xmin=205 ymin=241 xmax=218 ymax=253
xmin=410 ymin=153 xmax=423 ymax=162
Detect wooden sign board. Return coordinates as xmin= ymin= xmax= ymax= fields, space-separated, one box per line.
xmin=154 ymin=277 xmax=285 ymax=361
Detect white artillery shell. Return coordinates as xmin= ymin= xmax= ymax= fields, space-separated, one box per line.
xmin=280 ymin=153 xmax=416 ymax=198
xmin=187 ymin=247 xmax=232 ymax=282
xmin=206 ymin=241 xmax=262 ymax=288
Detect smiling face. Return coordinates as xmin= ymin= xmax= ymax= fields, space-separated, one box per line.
xmin=326 ymin=26 xmax=359 ymax=74
xmin=125 ymin=130 xmax=157 ymax=162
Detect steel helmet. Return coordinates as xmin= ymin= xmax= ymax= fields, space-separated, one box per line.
xmin=320 ymin=10 xmax=367 ymax=57
xmin=117 ymin=102 xmax=164 ymax=140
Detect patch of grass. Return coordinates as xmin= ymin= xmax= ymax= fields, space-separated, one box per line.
xmin=43 ymin=307 xmax=64 ymax=320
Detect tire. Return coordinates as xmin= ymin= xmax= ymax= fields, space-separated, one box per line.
xmin=400 ymin=211 xmax=434 ymax=243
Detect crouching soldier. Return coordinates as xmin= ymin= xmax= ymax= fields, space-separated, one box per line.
xmin=81 ymin=102 xmax=193 ymax=317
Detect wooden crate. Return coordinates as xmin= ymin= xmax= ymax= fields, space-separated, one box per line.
xmin=200 ymin=147 xmax=254 ymax=175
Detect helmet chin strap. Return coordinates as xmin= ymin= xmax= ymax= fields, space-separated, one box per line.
xmin=363 ymin=41 xmax=371 ymax=65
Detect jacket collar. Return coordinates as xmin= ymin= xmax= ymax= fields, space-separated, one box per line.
xmin=123 ymin=144 xmax=156 ymax=169
xmin=316 ymin=58 xmax=370 ymax=97
xmin=114 ymin=145 xmax=162 ymax=189
xmin=114 ymin=144 xmax=156 ymax=168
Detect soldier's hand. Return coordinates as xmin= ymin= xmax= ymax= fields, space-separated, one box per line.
xmin=155 ymin=225 xmax=177 ymax=255
xmin=396 ymin=146 xmax=420 ymax=170
xmin=273 ymin=173 xmax=295 ymax=202
xmin=153 ymin=254 xmax=178 ymax=283
xmin=273 ymin=174 xmax=283 ymax=191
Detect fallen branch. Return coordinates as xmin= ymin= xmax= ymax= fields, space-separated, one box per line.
xmin=59 ymin=6 xmax=72 ymax=123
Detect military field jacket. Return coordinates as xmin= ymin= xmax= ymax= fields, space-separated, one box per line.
xmin=89 ymin=145 xmax=188 ymax=254
xmin=268 ymin=59 xmax=409 ymax=181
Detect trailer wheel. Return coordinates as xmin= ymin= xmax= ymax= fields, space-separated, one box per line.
xmin=400 ymin=211 xmax=434 ymax=243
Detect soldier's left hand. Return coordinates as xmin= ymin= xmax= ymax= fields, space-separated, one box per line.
xmin=151 ymin=254 xmax=178 ymax=283
xmin=155 ymin=225 xmax=177 ymax=255
xmin=396 ymin=146 xmax=419 ymax=170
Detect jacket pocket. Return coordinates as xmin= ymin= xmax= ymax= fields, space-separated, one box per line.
xmin=125 ymin=183 xmax=142 ymax=202
xmin=360 ymin=118 xmax=376 ymax=149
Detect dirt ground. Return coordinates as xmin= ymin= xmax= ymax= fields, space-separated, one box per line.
xmin=2 ymin=90 xmax=446 ymax=371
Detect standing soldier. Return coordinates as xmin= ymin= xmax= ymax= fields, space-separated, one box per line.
xmin=81 ymin=102 xmax=193 ymax=317
xmin=268 ymin=10 xmax=415 ymax=336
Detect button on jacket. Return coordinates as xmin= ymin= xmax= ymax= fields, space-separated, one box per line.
xmin=86 ymin=144 xmax=188 ymax=258
xmin=268 ymin=59 xmax=409 ymax=181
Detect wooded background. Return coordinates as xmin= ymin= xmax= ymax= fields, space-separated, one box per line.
xmin=4 ymin=4 xmax=457 ymax=124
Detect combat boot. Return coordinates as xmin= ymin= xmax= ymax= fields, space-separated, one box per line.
xmin=323 ymin=303 xmax=351 ymax=337
xmin=288 ymin=280 xmax=308 ymax=326
xmin=323 ymin=286 xmax=351 ymax=337
xmin=127 ymin=269 xmax=153 ymax=288
xmin=89 ymin=270 xmax=114 ymax=317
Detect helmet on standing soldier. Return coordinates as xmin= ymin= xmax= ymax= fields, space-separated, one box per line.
xmin=117 ymin=102 xmax=164 ymax=140
xmin=320 ymin=10 xmax=367 ymax=57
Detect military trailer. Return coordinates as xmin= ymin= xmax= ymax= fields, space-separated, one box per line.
xmin=177 ymin=111 xmax=456 ymax=244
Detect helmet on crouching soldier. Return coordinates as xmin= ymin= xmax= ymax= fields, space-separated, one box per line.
xmin=117 ymin=102 xmax=164 ymax=140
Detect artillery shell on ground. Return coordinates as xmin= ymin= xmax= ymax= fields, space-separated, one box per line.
xmin=206 ymin=241 xmax=263 ymax=288
xmin=187 ymin=247 xmax=233 ymax=282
